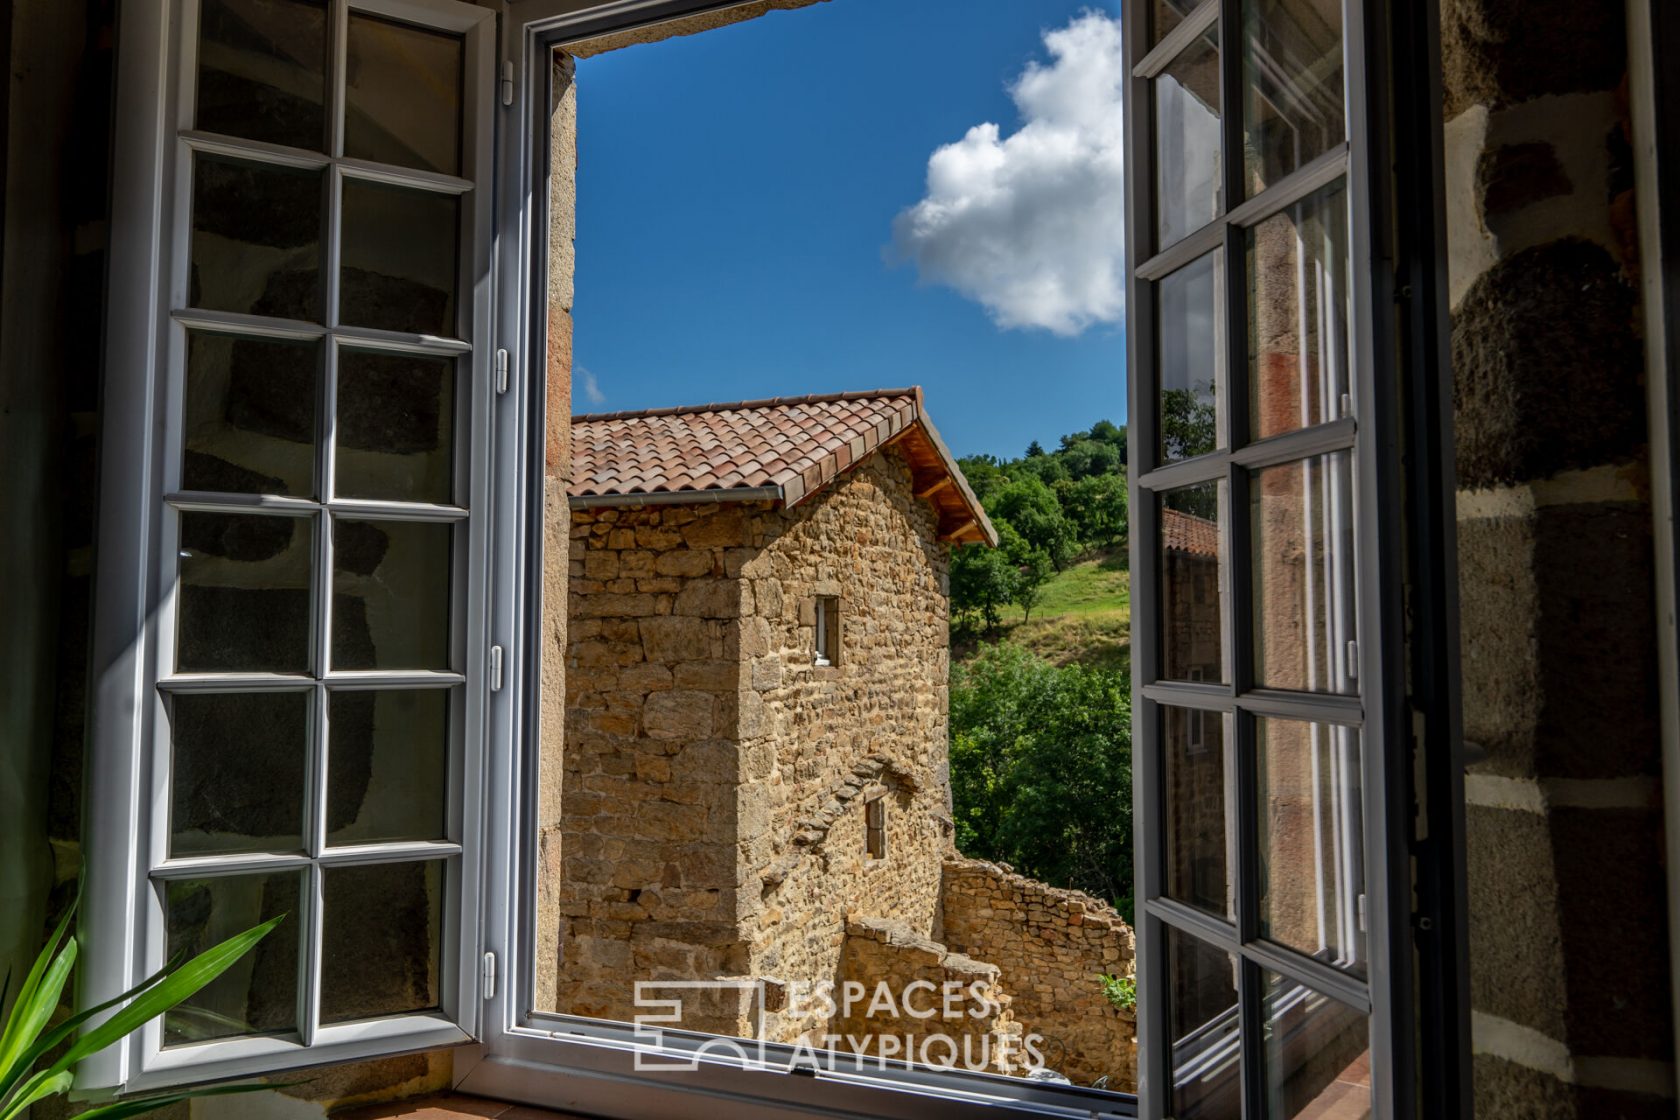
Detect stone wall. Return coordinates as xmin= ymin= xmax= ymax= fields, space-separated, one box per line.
xmin=1442 ymin=0 xmax=1675 ymax=1113
xmin=941 ymin=857 xmax=1137 ymax=1089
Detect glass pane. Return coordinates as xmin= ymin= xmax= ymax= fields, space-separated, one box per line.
xmin=344 ymin=13 xmax=464 ymax=176
xmin=321 ymin=861 xmax=444 ymax=1023
xmin=1153 ymin=0 xmax=1204 ymax=45
xmin=1164 ymin=706 xmax=1229 ymax=920
xmin=1157 ymin=252 xmax=1221 ymax=462
xmin=1241 ymin=0 xmax=1345 ymax=196
xmin=327 ymin=689 xmax=449 ymax=846
xmin=1161 ymin=482 xmax=1223 ymax=682
xmin=1246 ymin=180 xmax=1349 ymax=440
xmin=1251 ymin=451 xmax=1355 ymax=693
xmin=163 ymin=872 xmax=300 ymax=1045
xmin=1155 ymin=31 xmax=1221 ymax=246
xmin=333 ymin=519 xmax=451 ymax=670
xmin=169 ymin=691 xmax=309 ymax=856
xmin=335 ymin=349 xmax=456 ymax=504
xmin=1261 ymin=971 xmax=1371 ymax=1118
xmin=177 ymin=512 xmax=313 ymax=674
xmin=195 ymin=0 xmax=327 ymax=151
xmin=1257 ymin=719 xmax=1366 ymax=974
xmin=339 ymin=180 xmax=459 ymax=337
xmin=184 ymin=332 xmax=317 ymax=497
xmin=190 ymin=154 xmax=323 ymax=323
xmin=1167 ymin=925 xmax=1241 ymax=1120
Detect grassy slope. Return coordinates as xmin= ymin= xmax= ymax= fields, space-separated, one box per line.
xmin=971 ymin=550 xmax=1132 ymax=671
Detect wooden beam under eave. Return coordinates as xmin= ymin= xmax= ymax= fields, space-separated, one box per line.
xmin=916 ymin=476 xmax=954 ymax=500
xmin=938 ymin=517 xmax=982 ymax=543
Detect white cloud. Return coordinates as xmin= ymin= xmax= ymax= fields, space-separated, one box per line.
xmin=578 ymin=365 xmax=606 ymax=405
xmin=891 ymin=10 xmax=1127 ymax=337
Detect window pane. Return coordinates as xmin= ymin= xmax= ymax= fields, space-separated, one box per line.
xmin=335 ymin=349 xmax=456 ymax=504
xmin=195 ymin=0 xmax=327 ymax=151
xmin=332 ymin=519 xmax=451 ymax=670
xmin=1161 ymin=482 xmax=1223 ymax=682
xmin=1256 ymin=719 xmax=1365 ymax=974
xmin=1164 ymin=706 xmax=1229 ymax=920
xmin=1241 ymin=0 xmax=1345 ymax=196
xmin=1155 ymin=31 xmax=1221 ymax=247
xmin=169 ymin=691 xmax=309 ymax=856
xmin=1246 ymin=180 xmax=1349 ymax=440
xmin=320 ymin=861 xmax=444 ymax=1023
xmin=1153 ymin=0 xmax=1204 ymax=45
xmin=339 ymin=180 xmax=459 ymax=337
xmin=1157 ymin=252 xmax=1221 ymax=462
xmin=1261 ymin=971 xmax=1371 ymax=1118
xmin=177 ymin=511 xmax=314 ymax=674
xmin=163 ymin=872 xmax=300 ymax=1045
xmin=326 ymin=689 xmax=449 ymax=846
xmin=344 ymin=13 xmax=464 ymax=176
xmin=190 ymin=154 xmax=323 ymax=323
xmin=184 ymin=332 xmax=318 ymax=497
xmin=1251 ymin=451 xmax=1355 ymax=693
xmin=1166 ymin=925 xmax=1241 ymax=1120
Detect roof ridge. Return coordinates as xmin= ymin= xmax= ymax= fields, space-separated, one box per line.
xmin=571 ymin=387 xmax=919 ymax=425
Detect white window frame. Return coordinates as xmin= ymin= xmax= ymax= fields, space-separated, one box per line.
xmin=81 ymin=0 xmax=497 ymax=1094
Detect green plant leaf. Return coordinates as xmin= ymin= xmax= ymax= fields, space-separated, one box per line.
xmin=0 ymin=886 xmax=79 ymax=1090
xmin=0 ymin=1068 xmax=73 ymax=1120
xmin=47 ymin=913 xmax=285 ymax=1077
xmin=65 ymin=1080 xmax=277 ymax=1120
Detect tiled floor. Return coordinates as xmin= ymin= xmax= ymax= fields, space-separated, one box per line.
xmin=333 ymin=1095 xmax=596 ymax=1120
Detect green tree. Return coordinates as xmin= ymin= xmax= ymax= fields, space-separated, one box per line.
xmin=1002 ymin=525 xmax=1055 ymax=623
xmin=1060 ymin=472 xmax=1128 ymax=550
xmin=956 ymin=454 xmax=1006 ymax=505
xmin=950 ymin=538 xmax=1017 ymax=636
xmin=1161 ymin=387 xmax=1217 ymax=461
xmin=986 ymin=477 xmax=1075 ymax=569
xmin=1024 ymin=440 xmax=1046 ymax=458
xmin=948 ymin=644 xmax=1134 ymax=917
xmin=1057 ymin=438 xmax=1122 ymax=481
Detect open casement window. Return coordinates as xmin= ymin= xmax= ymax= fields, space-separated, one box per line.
xmin=1127 ymin=0 xmax=1466 ymax=1118
xmin=83 ymin=0 xmax=496 ymax=1093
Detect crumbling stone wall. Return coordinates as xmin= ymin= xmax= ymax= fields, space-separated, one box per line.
xmin=1442 ymin=0 xmax=1675 ymax=1114
xmin=940 ymin=858 xmax=1137 ymax=1089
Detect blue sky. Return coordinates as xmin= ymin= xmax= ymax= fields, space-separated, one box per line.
xmin=570 ymin=0 xmax=1126 ymax=460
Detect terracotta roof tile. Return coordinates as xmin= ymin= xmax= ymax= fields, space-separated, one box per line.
xmin=1162 ymin=507 xmax=1219 ymax=558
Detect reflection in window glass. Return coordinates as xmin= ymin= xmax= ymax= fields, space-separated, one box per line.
xmin=1152 ymin=0 xmax=1202 ymax=45
xmin=1261 ymin=971 xmax=1371 ymax=1118
xmin=169 ymin=691 xmax=309 ymax=856
xmin=184 ymin=332 xmax=318 ymax=498
xmin=177 ymin=511 xmax=314 ymax=674
xmin=326 ymin=689 xmax=450 ymax=846
xmin=1256 ymin=719 xmax=1365 ymax=974
xmin=1241 ymin=0 xmax=1345 ymax=196
xmin=1155 ymin=31 xmax=1221 ymax=247
xmin=1246 ymin=180 xmax=1349 ymax=441
xmin=1157 ymin=252 xmax=1220 ymax=462
xmin=1251 ymin=451 xmax=1355 ymax=693
xmin=320 ymin=861 xmax=443 ymax=1023
xmin=1167 ymin=925 xmax=1241 ymax=1120
xmin=163 ymin=873 xmax=300 ymax=1045
xmin=196 ymin=0 xmax=328 ymax=151
xmin=335 ymin=349 xmax=455 ymax=505
xmin=332 ymin=519 xmax=452 ymax=670
xmin=1161 ymin=482 xmax=1223 ymax=681
xmin=345 ymin=13 xmax=465 ymax=176
xmin=190 ymin=154 xmax=323 ymax=323
xmin=1164 ymin=706 xmax=1229 ymax=920
xmin=339 ymin=180 xmax=459 ymax=337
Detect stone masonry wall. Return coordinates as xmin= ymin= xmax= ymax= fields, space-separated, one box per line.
xmin=1442 ymin=0 xmax=1675 ymax=1114
xmin=741 ymin=449 xmax=956 ymax=1039
xmin=941 ymin=857 xmax=1137 ymax=1089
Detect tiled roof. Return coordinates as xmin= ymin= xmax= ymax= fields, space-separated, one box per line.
xmin=1162 ymin=507 xmax=1218 ymax=557
xmin=569 ymin=388 xmax=996 ymax=545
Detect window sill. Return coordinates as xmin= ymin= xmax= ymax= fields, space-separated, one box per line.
xmin=336 ymin=1094 xmax=588 ymax=1120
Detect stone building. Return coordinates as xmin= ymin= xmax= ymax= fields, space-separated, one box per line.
xmin=552 ymin=389 xmax=1137 ymax=1087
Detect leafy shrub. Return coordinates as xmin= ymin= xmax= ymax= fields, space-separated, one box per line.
xmin=1099 ymin=972 xmax=1136 ymax=1012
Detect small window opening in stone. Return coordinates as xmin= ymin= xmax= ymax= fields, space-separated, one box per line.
xmin=814 ymin=595 xmax=840 ymax=666
xmin=864 ymin=796 xmax=886 ymax=860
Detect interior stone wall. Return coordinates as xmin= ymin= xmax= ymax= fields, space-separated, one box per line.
xmin=1442 ymin=0 xmax=1675 ymax=1113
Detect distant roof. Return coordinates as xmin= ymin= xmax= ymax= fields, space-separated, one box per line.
xmin=1162 ymin=507 xmax=1218 ymax=557
xmin=570 ymin=388 xmax=997 ymax=546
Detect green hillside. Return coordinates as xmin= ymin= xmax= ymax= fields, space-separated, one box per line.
xmin=960 ymin=550 xmax=1131 ymax=671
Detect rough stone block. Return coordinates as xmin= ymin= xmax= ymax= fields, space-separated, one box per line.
xmin=1441 ymin=0 xmax=1627 ymax=116
xmin=643 ymin=690 xmax=715 ymax=740
xmin=640 ymin=616 xmax=710 ymax=662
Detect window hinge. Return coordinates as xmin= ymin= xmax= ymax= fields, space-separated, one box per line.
xmin=500 ymin=60 xmax=514 ymax=107
xmin=489 ymin=644 xmax=504 ymax=692
xmin=495 ymin=348 xmax=510 ymax=395
xmin=1346 ymin=639 xmax=1359 ymax=679
xmin=482 ymin=951 xmax=497 ymax=999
